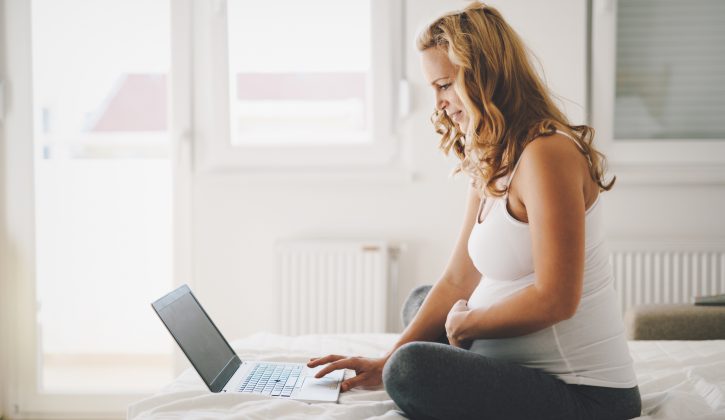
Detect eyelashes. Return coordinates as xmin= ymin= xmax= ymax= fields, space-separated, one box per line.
xmin=438 ymin=83 xmax=452 ymax=91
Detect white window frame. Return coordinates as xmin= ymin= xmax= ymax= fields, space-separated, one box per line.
xmin=193 ymin=0 xmax=406 ymax=172
xmin=0 ymin=0 xmax=407 ymax=417
xmin=1 ymin=0 xmax=195 ymax=417
xmin=591 ymin=0 xmax=725 ymax=183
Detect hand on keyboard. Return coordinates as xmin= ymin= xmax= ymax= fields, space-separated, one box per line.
xmin=307 ymin=355 xmax=385 ymax=392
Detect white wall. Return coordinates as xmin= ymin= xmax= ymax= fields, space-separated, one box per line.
xmin=186 ymin=0 xmax=725 ymax=341
xmin=189 ymin=0 xmax=594 ymax=338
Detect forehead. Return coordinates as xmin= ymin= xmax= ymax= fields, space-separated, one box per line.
xmin=420 ymin=47 xmax=456 ymax=83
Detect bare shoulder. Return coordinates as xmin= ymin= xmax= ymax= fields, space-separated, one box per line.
xmin=508 ymin=133 xmax=591 ymax=220
xmin=521 ymin=133 xmax=586 ymax=171
xmin=515 ymin=133 xmax=589 ymax=187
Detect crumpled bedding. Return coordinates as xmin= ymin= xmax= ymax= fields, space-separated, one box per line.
xmin=630 ymin=340 xmax=725 ymax=419
xmin=128 ymin=334 xmax=725 ymax=420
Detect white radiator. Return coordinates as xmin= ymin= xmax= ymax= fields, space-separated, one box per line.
xmin=276 ymin=240 xmax=395 ymax=335
xmin=610 ymin=241 xmax=725 ymax=315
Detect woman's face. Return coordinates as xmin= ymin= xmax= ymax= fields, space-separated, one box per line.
xmin=420 ymin=47 xmax=468 ymax=133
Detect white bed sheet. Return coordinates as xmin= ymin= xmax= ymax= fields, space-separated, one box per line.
xmin=128 ymin=334 xmax=725 ymax=420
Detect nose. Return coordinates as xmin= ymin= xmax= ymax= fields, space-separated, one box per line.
xmin=436 ymin=94 xmax=448 ymax=112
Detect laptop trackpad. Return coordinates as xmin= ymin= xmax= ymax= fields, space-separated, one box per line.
xmin=294 ymin=375 xmax=341 ymax=402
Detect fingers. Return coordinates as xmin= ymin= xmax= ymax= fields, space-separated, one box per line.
xmin=307 ymin=354 xmax=346 ymax=368
xmin=314 ymin=358 xmax=360 ymax=378
xmin=340 ymin=372 xmax=369 ymax=392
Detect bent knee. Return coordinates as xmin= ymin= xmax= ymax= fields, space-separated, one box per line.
xmin=383 ymin=342 xmax=437 ymax=394
xmin=383 ymin=342 xmax=444 ymax=417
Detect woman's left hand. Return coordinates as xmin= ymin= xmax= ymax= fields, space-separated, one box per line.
xmin=445 ymin=299 xmax=473 ymax=349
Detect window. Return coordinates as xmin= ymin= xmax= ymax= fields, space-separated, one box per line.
xmin=591 ymin=0 xmax=725 ymax=171
xmin=2 ymin=0 xmax=403 ymax=417
xmin=614 ymin=0 xmax=725 ymax=140
xmin=32 ymin=0 xmax=174 ymax=393
xmin=228 ymin=0 xmax=370 ymax=147
xmin=4 ymin=0 xmax=177 ymax=416
xmin=194 ymin=0 xmax=405 ymax=170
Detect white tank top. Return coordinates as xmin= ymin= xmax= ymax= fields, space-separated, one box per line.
xmin=466 ymin=131 xmax=638 ymax=388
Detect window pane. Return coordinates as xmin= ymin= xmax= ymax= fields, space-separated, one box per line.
xmin=614 ymin=0 xmax=725 ymax=140
xmin=227 ymin=0 xmax=371 ymax=146
xmin=32 ymin=0 xmax=173 ymax=393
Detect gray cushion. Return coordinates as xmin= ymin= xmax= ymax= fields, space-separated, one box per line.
xmin=624 ymin=304 xmax=725 ymax=340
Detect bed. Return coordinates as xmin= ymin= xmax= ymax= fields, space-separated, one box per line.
xmin=128 ymin=333 xmax=725 ymax=419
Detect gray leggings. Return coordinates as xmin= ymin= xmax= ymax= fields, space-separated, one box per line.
xmin=383 ymin=286 xmax=642 ymax=420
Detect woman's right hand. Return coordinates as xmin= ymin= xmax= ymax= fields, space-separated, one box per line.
xmin=307 ymin=354 xmax=387 ymax=392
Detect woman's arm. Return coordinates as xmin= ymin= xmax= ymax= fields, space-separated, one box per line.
xmin=309 ymin=185 xmax=483 ymax=389
xmin=385 ymin=184 xmax=484 ymax=354
xmin=447 ymin=135 xmax=588 ymax=342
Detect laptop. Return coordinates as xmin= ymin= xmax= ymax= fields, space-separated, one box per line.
xmin=152 ymin=284 xmax=343 ymax=403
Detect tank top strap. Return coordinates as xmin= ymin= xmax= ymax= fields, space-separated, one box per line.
xmin=555 ymin=129 xmax=584 ymax=152
xmin=506 ymin=130 xmax=584 ymax=190
xmin=506 ymin=155 xmax=525 ymax=190
xmin=557 ymin=129 xmax=594 ymax=167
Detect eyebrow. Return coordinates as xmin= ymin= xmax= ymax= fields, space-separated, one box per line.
xmin=430 ymin=77 xmax=451 ymax=86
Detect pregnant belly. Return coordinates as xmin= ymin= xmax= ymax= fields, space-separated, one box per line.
xmin=468 ymin=273 xmax=535 ymax=310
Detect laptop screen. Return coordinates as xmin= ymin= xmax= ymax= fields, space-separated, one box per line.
xmin=152 ymin=285 xmax=239 ymax=391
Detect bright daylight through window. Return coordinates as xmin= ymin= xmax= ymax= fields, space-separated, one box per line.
xmin=32 ymin=0 xmax=174 ymax=393
xmin=227 ymin=0 xmax=371 ymax=146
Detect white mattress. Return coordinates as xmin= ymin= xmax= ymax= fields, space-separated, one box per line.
xmin=128 ymin=334 xmax=725 ymax=420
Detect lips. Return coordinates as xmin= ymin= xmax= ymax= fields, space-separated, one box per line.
xmin=450 ymin=111 xmax=463 ymax=122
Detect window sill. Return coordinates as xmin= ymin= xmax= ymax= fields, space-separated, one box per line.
xmin=610 ymin=163 xmax=725 ymax=185
xmin=192 ymin=165 xmax=419 ymax=185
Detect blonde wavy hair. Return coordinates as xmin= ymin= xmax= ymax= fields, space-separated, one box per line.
xmin=417 ymin=2 xmax=614 ymax=197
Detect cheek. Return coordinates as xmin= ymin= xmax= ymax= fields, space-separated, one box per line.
xmin=459 ymin=115 xmax=470 ymax=132
xmin=455 ymin=97 xmax=467 ymax=111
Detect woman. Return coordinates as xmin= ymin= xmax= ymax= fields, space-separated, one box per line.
xmin=309 ymin=3 xmax=641 ymax=419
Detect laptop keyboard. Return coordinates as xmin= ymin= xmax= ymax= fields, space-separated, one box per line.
xmin=238 ymin=363 xmax=304 ymax=397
